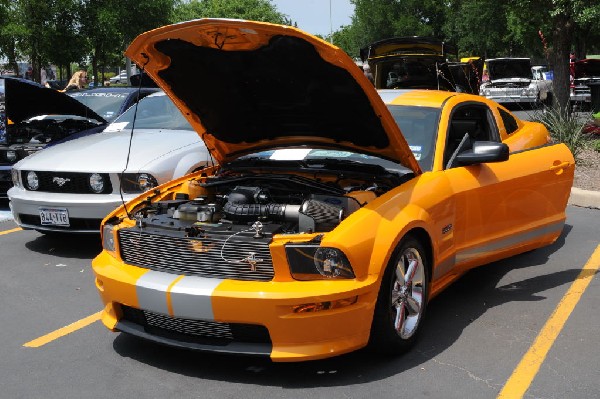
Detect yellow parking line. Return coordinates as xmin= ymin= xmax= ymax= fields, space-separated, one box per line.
xmin=0 ymin=227 xmax=22 ymax=235
xmin=23 ymin=311 xmax=102 ymax=348
xmin=498 ymin=244 xmax=600 ymax=398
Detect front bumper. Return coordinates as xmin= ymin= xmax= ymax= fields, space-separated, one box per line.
xmin=482 ymin=94 xmax=538 ymax=104
xmin=8 ymin=186 xmax=135 ymax=233
xmin=92 ymin=250 xmax=379 ymax=362
xmin=570 ymin=93 xmax=591 ymax=103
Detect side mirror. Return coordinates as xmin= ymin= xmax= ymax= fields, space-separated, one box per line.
xmin=454 ymin=141 xmax=509 ymax=166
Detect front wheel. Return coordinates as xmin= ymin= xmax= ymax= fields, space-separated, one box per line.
xmin=369 ymin=235 xmax=429 ymax=355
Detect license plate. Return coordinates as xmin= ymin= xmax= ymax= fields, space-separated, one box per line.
xmin=39 ymin=207 xmax=70 ymax=226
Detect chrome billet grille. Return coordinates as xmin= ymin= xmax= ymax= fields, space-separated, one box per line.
xmin=144 ymin=310 xmax=233 ymax=339
xmin=121 ymin=305 xmax=271 ymax=344
xmin=118 ymin=228 xmax=274 ymax=281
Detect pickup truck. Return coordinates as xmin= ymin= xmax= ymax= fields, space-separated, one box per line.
xmin=479 ymin=58 xmax=552 ymax=106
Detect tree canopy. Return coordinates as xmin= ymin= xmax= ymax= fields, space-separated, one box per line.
xmin=1 ymin=0 xmax=599 ymax=108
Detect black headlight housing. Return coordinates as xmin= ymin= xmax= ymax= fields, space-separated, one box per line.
xmin=120 ymin=173 xmax=159 ymax=193
xmin=285 ymin=243 xmax=355 ymax=280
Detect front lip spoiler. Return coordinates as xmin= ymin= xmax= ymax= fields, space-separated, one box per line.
xmin=116 ymin=320 xmax=273 ymax=357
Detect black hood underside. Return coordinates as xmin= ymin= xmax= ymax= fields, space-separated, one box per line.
xmin=4 ymin=77 xmax=105 ymax=124
xmin=154 ymin=35 xmax=390 ymax=149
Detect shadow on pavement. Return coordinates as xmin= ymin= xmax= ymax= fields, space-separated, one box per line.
xmin=24 ymin=231 xmax=102 ymax=260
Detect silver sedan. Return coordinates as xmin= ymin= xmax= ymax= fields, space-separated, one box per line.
xmin=8 ymin=92 xmax=210 ymax=234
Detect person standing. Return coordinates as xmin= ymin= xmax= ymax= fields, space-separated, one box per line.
xmin=63 ymin=70 xmax=88 ymax=91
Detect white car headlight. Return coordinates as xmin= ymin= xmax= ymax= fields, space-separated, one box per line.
xmin=26 ymin=171 xmax=39 ymax=190
xmin=89 ymin=173 xmax=105 ymax=193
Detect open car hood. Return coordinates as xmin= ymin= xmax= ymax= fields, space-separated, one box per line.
xmin=487 ymin=58 xmax=532 ymax=80
xmin=572 ymin=59 xmax=600 ymax=78
xmin=125 ymin=19 xmax=421 ymax=174
xmin=360 ymin=37 xmax=458 ymax=62
xmin=1 ymin=77 xmax=106 ymax=124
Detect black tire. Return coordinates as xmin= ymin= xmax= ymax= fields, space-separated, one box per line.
xmin=369 ymin=235 xmax=429 ymax=355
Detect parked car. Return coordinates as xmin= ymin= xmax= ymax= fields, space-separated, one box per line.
xmin=8 ymin=91 xmax=210 ymax=233
xmin=0 ymin=77 xmax=106 ymax=198
xmin=91 ymin=19 xmax=574 ymax=362
xmin=109 ymin=70 xmax=133 ymax=84
xmin=359 ymin=36 xmax=477 ymax=93
xmin=570 ymin=58 xmax=600 ymax=110
xmin=479 ymin=58 xmax=553 ymax=106
xmin=69 ymin=86 xmax=158 ymax=123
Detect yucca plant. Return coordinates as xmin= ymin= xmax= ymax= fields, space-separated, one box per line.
xmin=531 ymin=105 xmax=589 ymax=160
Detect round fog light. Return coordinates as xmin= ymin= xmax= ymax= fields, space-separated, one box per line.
xmin=26 ymin=171 xmax=39 ymax=190
xmin=89 ymin=173 xmax=104 ymax=193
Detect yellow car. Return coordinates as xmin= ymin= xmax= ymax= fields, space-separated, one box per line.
xmin=92 ymin=19 xmax=574 ymax=362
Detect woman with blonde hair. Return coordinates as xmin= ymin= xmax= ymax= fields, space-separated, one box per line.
xmin=63 ymin=70 xmax=88 ymax=91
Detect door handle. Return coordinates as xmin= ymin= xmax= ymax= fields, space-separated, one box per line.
xmin=549 ymin=161 xmax=570 ymax=172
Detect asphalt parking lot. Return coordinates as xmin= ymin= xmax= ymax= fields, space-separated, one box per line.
xmin=0 ymin=201 xmax=599 ymax=399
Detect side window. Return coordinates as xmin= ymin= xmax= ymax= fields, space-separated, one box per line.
xmin=444 ymin=103 xmax=499 ymax=168
xmin=498 ymin=107 xmax=518 ymax=134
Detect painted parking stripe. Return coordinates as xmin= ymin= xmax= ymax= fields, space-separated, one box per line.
xmin=23 ymin=311 xmax=102 ymax=348
xmin=497 ymin=243 xmax=600 ymax=398
xmin=0 ymin=227 xmax=22 ymax=236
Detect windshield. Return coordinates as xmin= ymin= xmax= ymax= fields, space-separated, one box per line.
xmin=69 ymin=91 xmax=130 ymax=122
xmin=386 ymin=105 xmax=440 ymax=171
xmin=104 ymin=94 xmax=194 ymax=131
xmin=488 ymin=60 xmax=532 ymax=79
xmin=235 ymin=148 xmax=410 ymax=175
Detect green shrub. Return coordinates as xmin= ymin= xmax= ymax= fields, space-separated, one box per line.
xmin=531 ymin=105 xmax=588 ymax=160
xmin=592 ymin=139 xmax=600 ymax=153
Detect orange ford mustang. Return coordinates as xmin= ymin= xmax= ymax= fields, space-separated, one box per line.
xmin=92 ymin=19 xmax=574 ymax=362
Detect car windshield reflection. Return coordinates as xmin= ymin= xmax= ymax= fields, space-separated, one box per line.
xmin=386 ymin=105 xmax=440 ymax=171
xmin=104 ymin=94 xmax=194 ymax=131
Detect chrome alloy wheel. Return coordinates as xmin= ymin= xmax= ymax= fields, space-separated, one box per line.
xmin=391 ymin=247 xmax=425 ymax=339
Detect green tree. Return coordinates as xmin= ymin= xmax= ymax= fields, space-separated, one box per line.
xmin=45 ymin=0 xmax=88 ymax=82
xmin=172 ymin=0 xmax=287 ymax=24
xmin=504 ymin=0 xmax=600 ymax=110
xmin=443 ymin=0 xmax=509 ymax=59
xmin=335 ymin=0 xmax=448 ymax=58
xmin=13 ymin=0 xmax=54 ymax=81
xmin=0 ymin=0 xmax=22 ymax=75
xmin=80 ymin=0 xmax=121 ymax=87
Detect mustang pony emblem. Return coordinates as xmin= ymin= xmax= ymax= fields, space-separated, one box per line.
xmin=52 ymin=177 xmax=71 ymax=187
xmin=241 ymin=252 xmax=263 ymax=272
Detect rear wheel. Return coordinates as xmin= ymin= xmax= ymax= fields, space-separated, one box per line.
xmin=369 ymin=235 xmax=429 ymax=355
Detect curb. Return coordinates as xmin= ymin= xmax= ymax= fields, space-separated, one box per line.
xmin=569 ymin=187 xmax=600 ymax=210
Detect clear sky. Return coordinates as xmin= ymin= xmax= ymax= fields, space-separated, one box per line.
xmin=271 ymin=0 xmax=355 ymax=37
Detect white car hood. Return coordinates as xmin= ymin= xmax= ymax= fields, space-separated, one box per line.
xmin=14 ymin=128 xmax=202 ymax=173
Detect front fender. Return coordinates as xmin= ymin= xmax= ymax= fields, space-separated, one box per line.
xmin=321 ymin=179 xmax=442 ymax=282
xmin=171 ymin=151 xmax=211 ymax=178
